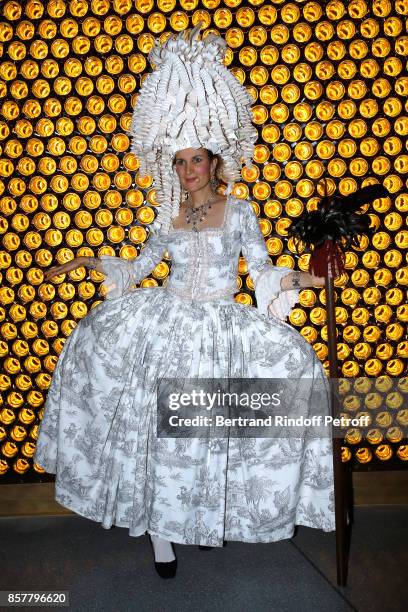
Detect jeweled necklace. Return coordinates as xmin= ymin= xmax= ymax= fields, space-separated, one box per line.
xmin=184 ymin=191 xmax=217 ymax=232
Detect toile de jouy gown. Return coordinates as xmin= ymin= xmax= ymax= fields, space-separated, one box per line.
xmin=34 ymin=195 xmax=335 ymax=545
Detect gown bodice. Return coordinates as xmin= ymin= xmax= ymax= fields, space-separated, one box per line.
xmin=165 ymin=197 xmax=247 ymax=302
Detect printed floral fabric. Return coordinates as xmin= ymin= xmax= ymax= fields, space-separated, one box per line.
xmin=34 ymin=196 xmax=335 ymax=545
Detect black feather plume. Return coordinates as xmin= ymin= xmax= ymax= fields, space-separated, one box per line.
xmin=288 ymin=184 xmax=389 ymax=251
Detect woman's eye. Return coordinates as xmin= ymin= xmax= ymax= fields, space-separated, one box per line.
xmin=175 ymin=157 xmax=202 ymax=164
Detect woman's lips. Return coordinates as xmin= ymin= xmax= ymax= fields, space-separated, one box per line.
xmin=185 ymin=178 xmax=198 ymax=183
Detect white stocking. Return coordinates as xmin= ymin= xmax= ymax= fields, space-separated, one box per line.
xmin=150 ymin=535 xmax=175 ymax=563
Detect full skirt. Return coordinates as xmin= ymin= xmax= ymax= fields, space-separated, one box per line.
xmin=34 ymin=287 xmax=335 ymax=545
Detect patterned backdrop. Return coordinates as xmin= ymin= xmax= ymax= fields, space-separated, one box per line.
xmin=0 ymin=0 xmax=407 ymax=483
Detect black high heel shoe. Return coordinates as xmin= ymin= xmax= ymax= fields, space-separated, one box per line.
xmin=149 ymin=537 xmax=177 ymax=579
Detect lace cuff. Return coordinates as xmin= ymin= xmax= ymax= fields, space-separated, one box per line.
xmin=99 ymin=255 xmax=134 ymax=299
xmin=254 ymin=265 xmax=299 ymax=322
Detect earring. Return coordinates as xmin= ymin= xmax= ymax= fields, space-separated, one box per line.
xmin=210 ymin=175 xmax=219 ymax=190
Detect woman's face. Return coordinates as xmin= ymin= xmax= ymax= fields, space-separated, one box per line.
xmin=173 ymin=148 xmax=217 ymax=193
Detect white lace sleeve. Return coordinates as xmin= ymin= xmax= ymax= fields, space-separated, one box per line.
xmin=99 ymin=229 xmax=168 ymax=299
xmin=240 ymin=200 xmax=299 ymax=321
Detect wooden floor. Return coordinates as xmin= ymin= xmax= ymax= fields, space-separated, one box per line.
xmin=0 ymin=471 xmax=407 ymax=518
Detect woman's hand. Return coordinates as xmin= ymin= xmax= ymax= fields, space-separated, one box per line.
xmin=43 ymin=257 xmax=97 ymax=281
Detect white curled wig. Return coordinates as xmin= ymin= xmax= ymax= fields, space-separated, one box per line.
xmin=128 ymin=21 xmax=258 ymax=235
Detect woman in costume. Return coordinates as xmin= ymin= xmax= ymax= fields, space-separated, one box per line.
xmin=34 ymin=25 xmax=335 ymax=579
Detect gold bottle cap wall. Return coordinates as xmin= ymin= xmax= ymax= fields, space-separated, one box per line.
xmin=0 ymin=0 xmax=407 ymax=478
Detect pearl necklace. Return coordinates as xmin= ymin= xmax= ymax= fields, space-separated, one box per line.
xmin=184 ymin=192 xmax=217 ymax=232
